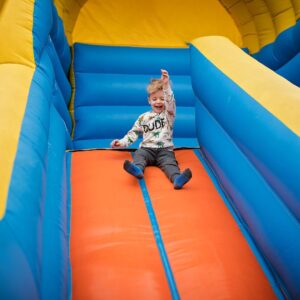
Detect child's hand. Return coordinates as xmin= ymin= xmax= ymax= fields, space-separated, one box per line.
xmin=111 ymin=139 xmax=123 ymax=148
xmin=161 ymin=69 xmax=170 ymax=89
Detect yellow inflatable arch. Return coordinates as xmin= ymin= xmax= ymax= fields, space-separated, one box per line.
xmin=55 ymin=0 xmax=300 ymax=52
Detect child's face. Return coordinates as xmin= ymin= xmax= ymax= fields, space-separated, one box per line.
xmin=148 ymin=90 xmax=164 ymax=113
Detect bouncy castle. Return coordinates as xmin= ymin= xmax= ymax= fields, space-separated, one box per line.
xmin=1 ymin=0 xmax=300 ymax=299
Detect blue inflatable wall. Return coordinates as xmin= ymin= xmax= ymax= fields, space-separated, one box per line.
xmin=253 ymin=20 xmax=300 ymax=87
xmin=0 ymin=3 xmax=72 ymax=300
xmin=72 ymin=44 xmax=199 ymax=150
xmin=190 ymin=40 xmax=300 ymax=299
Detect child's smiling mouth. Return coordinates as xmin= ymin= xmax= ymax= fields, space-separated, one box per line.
xmin=154 ymin=104 xmax=164 ymax=110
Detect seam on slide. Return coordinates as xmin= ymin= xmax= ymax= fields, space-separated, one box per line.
xmin=131 ymin=153 xmax=180 ymax=300
xmin=193 ymin=149 xmax=285 ymax=300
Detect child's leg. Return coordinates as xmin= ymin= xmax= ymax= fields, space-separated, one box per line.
xmin=133 ymin=148 xmax=156 ymax=172
xmin=124 ymin=148 xmax=156 ymax=179
xmin=156 ymin=149 xmax=192 ymax=189
xmin=173 ymin=169 xmax=192 ymax=189
xmin=156 ymin=149 xmax=180 ymax=182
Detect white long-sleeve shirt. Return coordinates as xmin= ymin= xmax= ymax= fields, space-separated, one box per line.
xmin=119 ymin=86 xmax=176 ymax=148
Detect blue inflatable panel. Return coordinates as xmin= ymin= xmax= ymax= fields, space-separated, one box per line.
xmin=50 ymin=5 xmax=71 ymax=75
xmin=72 ymin=137 xmax=199 ymax=150
xmin=46 ymin=39 xmax=71 ymax=104
xmin=276 ymin=52 xmax=300 ymax=86
xmin=33 ymin=0 xmax=52 ymax=62
xmin=0 ymin=223 xmax=39 ymax=300
xmin=74 ymin=105 xmax=196 ymax=139
xmin=74 ymin=73 xmax=196 ymax=107
xmin=195 ymin=100 xmax=300 ymax=299
xmin=273 ymin=26 xmax=299 ymax=67
xmin=0 ymin=2 xmax=72 ymax=298
xmin=0 ymin=67 xmax=52 ymax=299
xmin=191 ymin=44 xmax=300 ymax=299
xmin=0 ymin=56 xmax=71 ymax=299
xmin=53 ymin=82 xmax=72 ymax=133
xmin=36 ymin=49 xmax=71 ymax=133
xmin=73 ymin=44 xmax=198 ymax=150
xmin=252 ymin=20 xmax=300 ymax=87
xmin=191 ymin=45 xmax=300 ymax=221
xmin=41 ymin=106 xmax=71 ymax=300
xmin=252 ymin=44 xmax=280 ymax=70
xmin=74 ymin=43 xmax=190 ymax=75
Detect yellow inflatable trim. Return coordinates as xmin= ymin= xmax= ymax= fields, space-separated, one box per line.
xmin=0 ymin=0 xmax=34 ymax=67
xmin=192 ymin=36 xmax=300 ymax=137
xmin=0 ymin=0 xmax=35 ymax=219
xmin=0 ymin=65 xmax=34 ymax=219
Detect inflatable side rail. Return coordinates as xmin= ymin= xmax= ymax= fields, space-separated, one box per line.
xmin=252 ymin=20 xmax=300 ymax=71
xmin=252 ymin=20 xmax=300 ymax=87
xmin=190 ymin=36 xmax=300 ymax=299
xmin=0 ymin=1 xmax=72 ymax=299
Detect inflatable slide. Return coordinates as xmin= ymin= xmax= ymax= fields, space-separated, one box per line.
xmin=1 ymin=0 xmax=300 ymax=299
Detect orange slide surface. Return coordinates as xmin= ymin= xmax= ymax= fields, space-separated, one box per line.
xmin=71 ymin=150 xmax=276 ymax=299
xmin=71 ymin=150 xmax=171 ymax=300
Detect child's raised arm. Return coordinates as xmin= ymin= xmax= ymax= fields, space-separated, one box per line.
xmin=161 ymin=69 xmax=176 ymax=116
xmin=161 ymin=69 xmax=170 ymax=90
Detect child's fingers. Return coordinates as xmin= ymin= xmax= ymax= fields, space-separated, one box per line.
xmin=161 ymin=70 xmax=169 ymax=84
xmin=111 ymin=140 xmax=120 ymax=147
xmin=161 ymin=69 xmax=169 ymax=76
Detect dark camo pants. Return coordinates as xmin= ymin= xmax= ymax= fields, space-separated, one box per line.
xmin=133 ymin=147 xmax=180 ymax=182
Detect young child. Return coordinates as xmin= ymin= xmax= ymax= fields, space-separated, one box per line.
xmin=111 ymin=69 xmax=192 ymax=189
